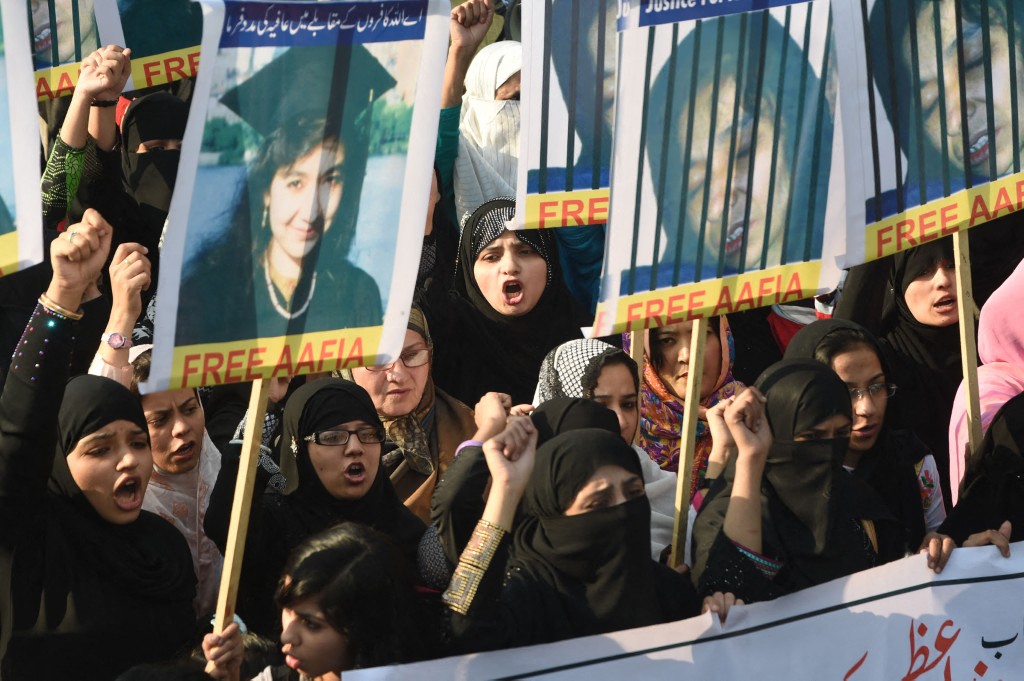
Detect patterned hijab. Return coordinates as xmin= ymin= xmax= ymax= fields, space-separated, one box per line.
xmin=630 ymin=317 xmax=744 ymax=495
xmin=533 ymin=338 xmax=635 ymax=405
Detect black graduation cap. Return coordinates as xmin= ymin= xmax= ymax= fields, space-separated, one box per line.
xmin=219 ymin=43 xmax=396 ymax=140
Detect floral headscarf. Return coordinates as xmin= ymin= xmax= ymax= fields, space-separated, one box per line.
xmin=628 ymin=317 xmax=744 ymax=495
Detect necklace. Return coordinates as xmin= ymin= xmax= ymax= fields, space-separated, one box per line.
xmin=264 ymin=251 xmax=316 ymax=320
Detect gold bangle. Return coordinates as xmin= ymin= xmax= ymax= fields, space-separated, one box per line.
xmin=442 ymin=519 xmax=507 ymax=615
xmin=38 ymin=294 xmax=84 ymax=320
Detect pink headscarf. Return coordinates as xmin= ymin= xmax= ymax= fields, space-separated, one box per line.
xmin=948 ymin=258 xmax=1024 ymax=503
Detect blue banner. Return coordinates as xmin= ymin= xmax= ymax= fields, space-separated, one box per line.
xmin=220 ymin=0 xmax=428 ymax=47
xmin=634 ymin=0 xmax=810 ymax=28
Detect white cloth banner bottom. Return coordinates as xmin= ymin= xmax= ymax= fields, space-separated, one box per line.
xmin=351 ymin=544 xmax=1024 ymax=679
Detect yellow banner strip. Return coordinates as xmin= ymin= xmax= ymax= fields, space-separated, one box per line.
xmin=523 ymin=188 xmax=609 ymax=229
xmin=0 ymin=231 xmax=20 ymax=278
xmin=171 ymin=325 xmax=382 ymax=389
xmin=35 ymin=45 xmax=201 ymax=101
xmin=865 ymin=172 xmax=1024 ymax=262
xmin=594 ymin=262 xmax=821 ymax=335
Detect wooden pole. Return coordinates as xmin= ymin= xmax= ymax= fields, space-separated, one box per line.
xmin=211 ymin=378 xmax=271 ymax=633
xmin=669 ymin=316 xmax=708 ymax=568
xmin=953 ymin=232 xmax=983 ymax=467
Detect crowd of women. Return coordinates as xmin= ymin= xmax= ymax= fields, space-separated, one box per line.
xmin=2 ymin=1 xmax=1023 ymax=679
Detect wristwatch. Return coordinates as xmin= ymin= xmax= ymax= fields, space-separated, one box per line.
xmin=101 ymin=332 xmax=133 ymax=350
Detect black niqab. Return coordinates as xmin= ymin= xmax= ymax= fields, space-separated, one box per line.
xmin=510 ymin=429 xmax=664 ymax=634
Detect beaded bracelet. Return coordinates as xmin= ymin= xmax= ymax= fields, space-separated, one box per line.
xmin=38 ymin=294 xmax=83 ymax=321
xmin=442 ymin=519 xmax=507 ymax=615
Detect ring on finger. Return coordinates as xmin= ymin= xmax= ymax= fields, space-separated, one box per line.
xmin=67 ymin=231 xmax=78 ymax=242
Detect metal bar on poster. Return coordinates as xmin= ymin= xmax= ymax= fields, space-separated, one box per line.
xmin=952 ymin=0 xmax=973 ymax=189
xmin=880 ymin=1 xmax=905 ymax=214
xmin=209 ymin=378 xmax=271 ymax=648
xmin=952 ymin=233 xmax=982 ymax=467
xmin=858 ymin=0 xmax=884 ymax=222
xmin=669 ymin=316 xmax=708 ymax=569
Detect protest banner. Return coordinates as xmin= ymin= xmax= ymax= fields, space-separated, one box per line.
xmin=516 ymin=0 xmax=615 ymax=230
xmin=833 ymin=0 xmax=1024 ymax=266
xmin=147 ymin=0 xmax=448 ymax=392
xmin=350 ymin=544 xmax=1024 ymax=679
xmin=0 ymin=1 xmax=43 ymax=277
xmin=31 ymin=0 xmax=202 ymax=101
xmin=592 ymin=0 xmax=845 ymax=337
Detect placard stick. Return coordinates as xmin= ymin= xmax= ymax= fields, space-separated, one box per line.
xmin=212 ymin=378 xmax=271 ymax=633
xmin=629 ymin=330 xmax=645 ymax=446
xmin=669 ymin=316 xmax=708 ymax=568
xmin=953 ymin=232 xmax=982 ymax=465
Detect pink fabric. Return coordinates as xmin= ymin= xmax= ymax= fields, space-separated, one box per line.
xmin=978 ymin=257 xmax=1024 ymax=365
xmin=948 ymin=362 xmax=1024 ymax=504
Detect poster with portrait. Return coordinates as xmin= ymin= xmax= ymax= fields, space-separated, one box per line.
xmin=834 ymin=0 xmax=1024 ymax=266
xmin=31 ymin=0 xmax=202 ymax=101
xmin=148 ymin=0 xmax=448 ymax=391
xmin=350 ymin=545 xmax=1024 ymax=680
xmin=591 ymin=0 xmax=845 ymax=336
xmin=515 ymin=0 xmax=616 ymax=230
xmin=1 ymin=1 xmax=44 ymax=277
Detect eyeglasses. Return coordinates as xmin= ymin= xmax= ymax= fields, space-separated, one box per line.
xmin=304 ymin=428 xmax=385 ymax=446
xmin=364 ymin=346 xmax=431 ymax=372
xmin=849 ymin=383 xmax=897 ymax=402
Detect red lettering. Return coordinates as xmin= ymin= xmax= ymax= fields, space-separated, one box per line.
xmin=272 ymin=345 xmax=293 ymax=377
xmin=164 ymin=56 xmax=187 ymax=82
xmin=734 ymin=282 xmax=755 ymax=312
xmin=990 ymin=187 xmax=1013 ymax=219
xmin=896 ymin=219 xmax=917 ymax=251
xmin=874 ymin=224 xmax=894 ymax=259
xmin=917 ymin=209 xmax=938 ymax=242
xmin=244 ymin=347 xmax=266 ymax=381
xmin=756 ymin=276 xmax=776 ymax=307
xmin=344 ymin=337 xmax=365 ymax=367
xmin=317 ymin=339 xmax=338 ymax=372
xmin=626 ymin=302 xmax=643 ymax=325
xmin=36 ymin=76 xmax=54 ymax=100
xmin=562 ymin=200 xmax=584 ymax=226
xmin=588 ymin=196 xmax=609 ymax=224
xmin=188 ymin=51 xmax=201 ymax=76
xmin=940 ymin=203 xmax=958 ymax=236
xmin=202 ymin=353 xmax=225 ymax=385
xmin=225 ymin=349 xmax=245 ymax=382
xmin=969 ymin=194 xmax=991 ymax=227
xmin=644 ymin=298 xmax=665 ymax=329
xmin=782 ymin=273 xmax=804 ymax=303
xmin=143 ymin=60 xmax=162 ymax=88
xmin=711 ymin=286 xmax=733 ymax=317
xmin=182 ymin=354 xmax=202 ymax=387
xmin=294 ymin=342 xmax=317 ymax=375
xmin=53 ymin=71 xmax=75 ymax=98
xmin=1016 ymin=180 xmax=1024 ymax=210
xmin=538 ymin=201 xmax=558 ymax=229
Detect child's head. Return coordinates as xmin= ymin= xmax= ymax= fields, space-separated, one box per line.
xmin=275 ymin=523 xmax=426 ymax=675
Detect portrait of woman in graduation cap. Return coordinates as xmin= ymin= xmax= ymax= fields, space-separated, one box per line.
xmin=177 ymin=43 xmax=395 ymax=345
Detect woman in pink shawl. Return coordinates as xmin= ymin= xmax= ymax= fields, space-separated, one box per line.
xmin=948 ymin=257 xmax=1024 ymax=503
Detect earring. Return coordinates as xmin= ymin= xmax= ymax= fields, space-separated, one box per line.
xmin=262 ymin=205 xmax=270 ymax=231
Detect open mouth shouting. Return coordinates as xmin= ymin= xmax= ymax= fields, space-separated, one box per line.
xmin=113 ymin=475 xmax=144 ymax=513
xmin=343 ymin=461 xmax=367 ymax=485
xmin=933 ymin=295 xmax=957 ymax=315
xmin=502 ymin=279 xmax=525 ymax=306
xmin=967 ymin=129 xmax=991 ymax=169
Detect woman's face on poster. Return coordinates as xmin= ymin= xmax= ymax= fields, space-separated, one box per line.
xmin=911 ymin=0 xmax=1024 ymax=179
xmin=263 ymin=141 xmax=345 ymax=263
xmin=31 ymin=0 xmax=98 ymax=65
xmin=680 ymin=75 xmax=788 ymax=272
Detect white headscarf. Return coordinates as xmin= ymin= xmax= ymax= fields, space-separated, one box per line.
xmin=454 ymin=40 xmax=522 ymax=223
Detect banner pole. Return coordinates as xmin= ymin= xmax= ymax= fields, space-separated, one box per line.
xmin=952 ymin=232 xmax=982 ymax=468
xmin=210 ymin=378 xmax=271 ymax=638
xmin=669 ymin=317 xmax=708 ymax=568
xmin=629 ymin=330 xmax=646 ymax=446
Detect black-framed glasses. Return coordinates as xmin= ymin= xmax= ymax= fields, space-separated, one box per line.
xmin=849 ymin=383 xmax=897 ymax=402
xmin=304 ymin=428 xmax=385 ymax=446
xmin=364 ymin=346 xmax=431 ymax=372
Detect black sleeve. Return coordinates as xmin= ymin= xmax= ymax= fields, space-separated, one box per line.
xmin=697 ymin=531 xmax=787 ymax=604
xmin=0 ymin=305 xmax=78 ymax=548
xmin=430 ymin=446 xmax=492 ymax=566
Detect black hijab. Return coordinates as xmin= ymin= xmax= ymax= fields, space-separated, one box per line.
xmin=2 ymin=376 xmax=196 ymax=678
xmin=510 ymin=429 xmax=665 ymax=635
xmin=880 ymin=237 xmax=962 ymax=506
xmin=277 ymin=379 xmax=424 ymax=552
xmin=429 ymin=197 xmax=584 ymax=405
xmin=755 ymin=359 xmax=853 ymax=555
xmin=119 ymin=93 xmax=188 ymax=218
xmin=785 ymin=319 xmax=927 ymax=551
xmin=530 ymin=397 xmax=620 ymax=445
